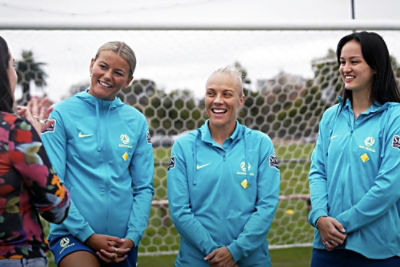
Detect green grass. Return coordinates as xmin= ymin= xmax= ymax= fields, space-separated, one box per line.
xmin=137 ymin=247 xmax=313 ymax=267
xmin=49 ymin=247 xmax=312 ymax=267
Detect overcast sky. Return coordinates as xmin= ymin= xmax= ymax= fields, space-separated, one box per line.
xmin=2 ymin=0 xmax=400 ymax=22
xmin=1 ymin=0 xmax=400 ymax=101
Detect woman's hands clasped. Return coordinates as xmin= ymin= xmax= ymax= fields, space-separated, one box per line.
xmin=86 ymin=233 xmax=134 ymax=263
xmin=316 ymin=216 xmax=347 ymax=251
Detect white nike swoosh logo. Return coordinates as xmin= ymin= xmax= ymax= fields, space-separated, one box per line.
xmin=78 ymin=132 xmax=93 ymax=138
xmin=330 ymin=135 xmax=339 ymax=140
xmin=196 ymin=163 xmax=211 ymax=170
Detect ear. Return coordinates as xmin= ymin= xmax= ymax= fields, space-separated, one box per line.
xmin=89 ymin=58 xmax=95 ymax=75
xmin=125 ymin=75 xmax=134 ymax=87
xmin=239 ymin=94 xmax=245 ymax=107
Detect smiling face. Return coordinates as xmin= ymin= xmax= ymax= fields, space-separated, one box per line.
xmin=339 ymin=40 xmax=375 ymax=95
xmin=205 ymin=71 xmax=244 ymax=132
xmin=88 ymin=50 xmax=133 ymax=100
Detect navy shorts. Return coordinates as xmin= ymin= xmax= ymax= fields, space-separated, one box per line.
xmin=49 ymin=234 xmax=138 ymax=267
xmin=311 ymin=248 xmax=400 ymax=267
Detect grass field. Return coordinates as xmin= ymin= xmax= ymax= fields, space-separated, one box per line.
xmin=137 ymin=247 xmax=313 ymax=267
xmin=49 ymin=247 xmax=312 ymax=267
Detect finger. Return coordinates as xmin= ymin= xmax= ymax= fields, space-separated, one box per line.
xmin=29 ymin=97 xmax=40 ymax=117
xmin=322 ymin=240 xmax=335 ymax=250
xmin=114 ymin=254 xmax=128 ymax=263
xmin=38 ymin=98 xmax=53 ymax=118
xmin=333 ymin=223 xmax=346 ymax=234
xmin=99 ymin=248 xmax=118 ymax=259
xmin=204 ymin=250 xmax=217 ymax=261
xmin=207 ymin=255 xmax=220 ymax=264
xmin=329 ymin=229 xmax=347 ymax=243
xmin=107 ymin=240 xmax=118 ymax=248
xmin=107 ymin=236 xmax=124 ymax=243
xmin=116 ymin=247 xmax=131 ymax=256
xmin=16 ymin=106 xmax=27 ymax=116
xmin=96 ymin=251 xmax=113 ymax=263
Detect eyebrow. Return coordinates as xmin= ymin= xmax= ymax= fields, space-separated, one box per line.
xmin=340 ymin=55 xmax=362 ymax=59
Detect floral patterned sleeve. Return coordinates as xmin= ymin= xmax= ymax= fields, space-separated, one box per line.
xmin=8 ymin=115 xmax=70 ymax=224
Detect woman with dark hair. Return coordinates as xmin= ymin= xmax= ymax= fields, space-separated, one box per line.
xmin=0 ymin=36 xmax=70 ymax=266
xmin=308 ymin=31 xmax=400 ymax=266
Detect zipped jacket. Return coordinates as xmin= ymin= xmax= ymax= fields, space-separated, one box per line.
xmin=309 ymin=98 xmax=400 ymax=259
xmin=42 ymin=91 xmax=154 ymax=246
xmin=167 ymin=121 xmax=280 ymax=267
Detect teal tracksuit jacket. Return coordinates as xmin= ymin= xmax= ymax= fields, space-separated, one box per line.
xmin=308 ymin=98 xmax=400 ymax=259
xmin=41 ymin=91 xmax=154 ymax=246
xmin=167 ymin=121 xmax=280 ymax=267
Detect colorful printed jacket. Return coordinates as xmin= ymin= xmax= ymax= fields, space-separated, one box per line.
xmin=0 ymin=112 xmax=70 ymax=259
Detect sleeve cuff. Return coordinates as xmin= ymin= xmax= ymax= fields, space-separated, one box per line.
xmin=227 ymin=243 xmax=242 ymax=263
xmin=75 ymin=226 xmax=95 ymax=243
xmin=125 ymin=232 xmax=140 ymax=247
xmin=308 ymin=208 xmax=328 ymax=227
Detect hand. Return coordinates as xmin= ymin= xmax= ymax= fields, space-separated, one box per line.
xmin=86 ymin=234 xmax=131 ymax=263
xmin=17 ymin=97 xmax=53 ymax=135
xmin=317 ymin=217 xmax=347 ymax=251
xmin=97 ymin=238 xmax=134 ymax=263
xmin=204 ymin=247 xmax=236 ymax=267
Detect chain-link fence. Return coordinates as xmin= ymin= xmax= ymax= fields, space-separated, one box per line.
xmin=3 ymin=27 xmax=400 ymax=258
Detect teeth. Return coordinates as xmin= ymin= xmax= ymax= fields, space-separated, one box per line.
xmin=345 ymin=76 xmax=355 ymax=79
xmin=99 ymin=80 xmax=112 ymax=88
xmin=212 ymin=109 xmax=226 ymax=114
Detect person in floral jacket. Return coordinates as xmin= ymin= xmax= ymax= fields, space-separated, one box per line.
xmin=0 ymin=35 xmax=70 ymax=267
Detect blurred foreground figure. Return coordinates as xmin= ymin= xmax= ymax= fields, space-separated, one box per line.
xmin=0 ymin=36 xmax=70 ymax=267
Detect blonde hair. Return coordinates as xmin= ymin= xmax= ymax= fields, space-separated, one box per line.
xmin=207 ymin=66 xmax=244 ymax=96
xmin=95 ymin=41 xmax=136 ymax=77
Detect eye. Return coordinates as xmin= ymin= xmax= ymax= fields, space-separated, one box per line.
xmin=114 ymin=71 xmax=124 ymax=76
xmin=99 ymin=63 xmax=107 ymax=70
xmin=339 ymin=60 xmax=345 ymax=65
xmin=223 ymin=91 xmax=233 ymax=97
xmin=206 ymin=91 xmax=215 ymax=97
xmin=12 ymin=59 xmax=17 ymax=69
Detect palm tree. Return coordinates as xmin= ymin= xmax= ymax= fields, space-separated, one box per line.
xmin=16 ymin=50 xmax=47 ymax=105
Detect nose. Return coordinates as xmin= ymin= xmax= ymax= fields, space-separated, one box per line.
xmin=103 ymin=69 xmax=112 ymax=80
xmin=214 ymin=93 xmax=223 ymax=104
xmin=341 ymin=62 xmax=351 ymax=73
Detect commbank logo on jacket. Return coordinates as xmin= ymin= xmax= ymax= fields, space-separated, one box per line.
xmin=119 ymin=134 xmax=132 ymax=148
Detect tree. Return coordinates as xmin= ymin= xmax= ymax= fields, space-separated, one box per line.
xmin=16 ymin=50 xmax=47 ymax=105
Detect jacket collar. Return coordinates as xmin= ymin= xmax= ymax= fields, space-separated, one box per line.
xmin=199 ymin=120 xmax=243 ymax=144
xmin=338 ymin=96 xmax=391 ymax=115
